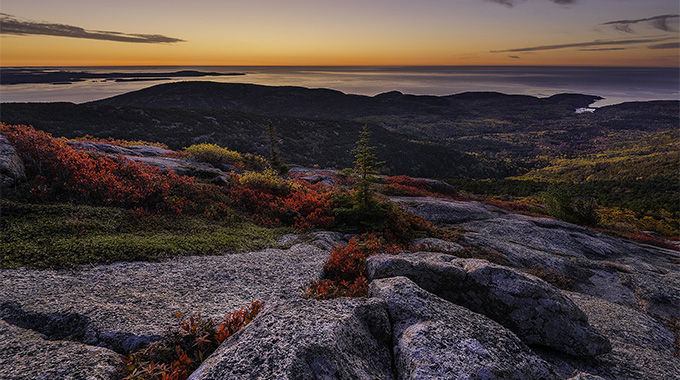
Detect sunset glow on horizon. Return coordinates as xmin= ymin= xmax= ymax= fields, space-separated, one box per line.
xmin=1 ymin=0 xmax=678 ymax=67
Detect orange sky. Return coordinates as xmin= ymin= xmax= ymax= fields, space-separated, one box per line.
xmin=1 ymin=0 xmax=678 ymax=67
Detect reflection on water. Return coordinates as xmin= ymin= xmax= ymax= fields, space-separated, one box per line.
xmin=1 ymin=66 xmax=678 ymax=107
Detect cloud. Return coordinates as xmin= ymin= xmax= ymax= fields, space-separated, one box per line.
xmin=578 ymin=47 xmax=626 ymax=51
xmin=508 ymin=55 xmax=521 ymax=58
xmin=602 ymin=14 xmax=679 ymax=33
xmin=648 ymin=42 xmax=680 ymax=49
xmin=487 ymin=0 xmax=575 ymax=7
xmin=491 ymin=37 xmax=672 ymax=53
xmin=0 ymin=14 xmax=184 ymax=43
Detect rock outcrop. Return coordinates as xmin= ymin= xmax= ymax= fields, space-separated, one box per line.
xmin=0 ymin=243 xmax=328 ymax=359
xmin=0 ymin=133 xmax=25 ymax=189
xmin=367 ymin=253 xmax=611 ymax=357
xmin=189 ymin=298 xmax=394 ymax=380
xmin=392 ymin=197 xmax=680 ymax=322
xmin=0 ymin=319 xmax=122 ymax=380
xmin=369 ymin=276 xmax=561 ymax=380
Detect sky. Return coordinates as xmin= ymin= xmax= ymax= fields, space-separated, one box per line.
xmin=0 ymin=0 xmax=678 ymax=67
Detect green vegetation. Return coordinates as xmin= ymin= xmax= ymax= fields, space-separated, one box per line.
xmin=541 ymin=183 xmax=599 ymax=226
xmin=1 ymin=199 xmax=279 ymax=269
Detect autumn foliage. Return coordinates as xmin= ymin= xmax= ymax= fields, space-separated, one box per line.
xmin=1 ymin=124 xmax=210 ymax=214
xmin=123 ymin=301 xmax=264 ymax=380
xmin=304 ymin=233 xmax=405 ymax=299
xmin=228 ymin=169 xmax=335 ymax=230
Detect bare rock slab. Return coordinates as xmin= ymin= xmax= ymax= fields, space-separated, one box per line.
xmin=0 ymin=244 xmax=328 ymax=354
xmin=367 ymin=253 xmax=611 ymax=357
xmin=0 ymin=319 xmax=122 ymax=380
xmin=189 ymin=298 xmax=394 ymax=380
xmin=369 ymin=276 xmax=561 ymax=380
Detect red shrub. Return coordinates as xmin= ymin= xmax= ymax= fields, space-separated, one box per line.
xmin=123 ymin=301 xmax=264 ymax=380
xmin=304 ymin=233 xmax=405 ymax=299
xmin=1 ymin=123 xmax=218 ymax=215
xmin=228 ymin=173 xmax=334 ymax=230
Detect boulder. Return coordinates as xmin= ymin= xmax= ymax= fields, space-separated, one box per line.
xmin=369 ymin=276 xmax=561 ymax=380
xmin=367 ymin=253 xmax=611 ymax=357
xmin=412 ymin=237 xmax=463 ymax=253
xmin=0 ymin=134 xmax=25 ymax=188
xmin=390 ymin=197 xmax=680 ymax=322
xmin=0 ymin=319 xmax=122 ymax=380
xmin=391 ymin=196 xmax=496 ymax=224
xmin=412 ymin=177 xmax=457 ymax=196
xmin=309 ymin=231 xmax=348 ymax=250
xmin=538 ymin=291 xmax=680 ymax=380
xmin=189 ymin=298 xmax=394 ymax=380
xmin=300 ymin=174 xmax=335 ymax=186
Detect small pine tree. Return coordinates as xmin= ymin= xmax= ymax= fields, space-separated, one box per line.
xmin=265 ymin=122 xmax=288 ymax=174
xmin=352 ymin=125 xmax=383 ymax=211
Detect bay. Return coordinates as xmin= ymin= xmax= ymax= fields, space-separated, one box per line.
xmin=0 ymin=66 xmax=677 ymax=107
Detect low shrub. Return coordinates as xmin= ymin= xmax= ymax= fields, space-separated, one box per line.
xmin=229 ymin=170 xmax=334 ymax=230
xmin=65 ymin=135 xmax=169 ymax=149
xmin=1 ymin=124 xmax=214 ymax=215
xmin=185 ymin=143 xmax=268 ymax=171
xmin=1 ymin=199 xmax=278 ymax=269
xmin=123 ymin=301 xmax=264 ymax=380
xmin=304 ymin=233 xmax=405 ymax=299
xmin=332 ymin=190 xmax=431 ymax=244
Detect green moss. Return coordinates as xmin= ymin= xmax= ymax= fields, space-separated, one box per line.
xmin=1 ymin=199 xmax=279 ymax=269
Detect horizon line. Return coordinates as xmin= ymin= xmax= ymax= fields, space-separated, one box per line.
xmin=2 ymin=64 xmax=679 ymax=69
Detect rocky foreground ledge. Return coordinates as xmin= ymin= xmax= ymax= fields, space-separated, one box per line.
xmin=1 ymin=199 xmax=679 ymax=379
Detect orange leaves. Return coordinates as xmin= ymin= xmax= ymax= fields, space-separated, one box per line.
xmin=304 ymin=233 xmax=404 ymax=300
xmin=124 ymin=301 xmax=264 ymax=380
xmin=214 ymin=300 xmax=264 ymax=344
xmin=228 ymin=173 xmax=334 ymax=230
xmin=0 ymin=123 xmax=215 ymax=215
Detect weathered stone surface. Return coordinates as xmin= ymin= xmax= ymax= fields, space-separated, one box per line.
xmin=538 ymin=291 xmax=680 ymax=380
xmin=0 ymin=244 xmax=328 ymax=354
xmin=391 ymin=197 xmax=680 ymax=322
xmin=309 ymin=231 xmax=348 ymax=250
xmin=412 ymin=177 xmax=457 ymax=196
xmin=300 ymin=174 xmax=335 ymax=186
xmin=567 ymin=372 xmax=607 ymax=380
xmin=369 ymin=276 xmax=561 ymax=380
xmin=412 ymin=237 xmax=463 ymax=253
xmin=367 ymin=253 xmax=611 ymax=357
xmin=67 ymin=141 xmax=173 ymax=157
xmin=121 ymin=155 xmax=226 ymax=178
xmin=125 ymin=144 xmax=174 ymax=157
xmin=189 ymin=298 xmax=394 ymax=380
xmin=0 ymin=319 xmax=122 ymax=380
xmin=68 ymin=140 xmax=141 ymax=156
xmin=391 ymin=196 xmax=496 ymax=224
xmin=0 ymin=134 xmax=25 ymax=188
xmin=367 ymin=252 xmax=467 ymax=295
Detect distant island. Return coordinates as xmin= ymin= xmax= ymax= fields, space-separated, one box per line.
xmin=0 ymin=69 xmax=245 ymax=85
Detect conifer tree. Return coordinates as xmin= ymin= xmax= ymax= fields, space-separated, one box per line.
xmin=266 ymin=122 xmax=288 ymax=174
xmin=352 ymin=125 xmax=382 ymax=211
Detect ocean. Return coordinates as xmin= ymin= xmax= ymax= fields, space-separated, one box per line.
xmin=0 ymin=66 xmax=678 ymax=107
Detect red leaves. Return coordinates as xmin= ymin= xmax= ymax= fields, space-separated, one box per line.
xmin=124 ymin=302 xmax=264 ymax=380
xmin=228 ymin=173 xmax=334 ymax=230
xmin=304 ymin=233 xmax=404 ymax=299
xmin=1 ymin=123 xmax=214 ymax=215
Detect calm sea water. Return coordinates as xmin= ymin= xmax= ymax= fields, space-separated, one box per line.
xmin=1 ymin=66 xmax=678 ymax=107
